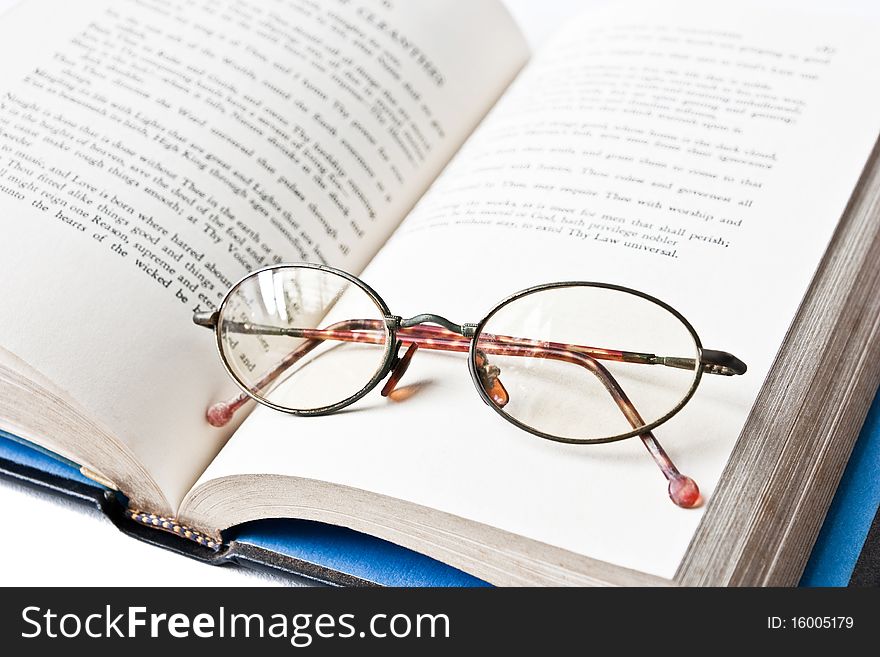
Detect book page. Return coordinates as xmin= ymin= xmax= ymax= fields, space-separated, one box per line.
xmin=196 ymin=3 xmax=880 ymax=578
xmin=0 ymin=0 xmax=528 ymax=510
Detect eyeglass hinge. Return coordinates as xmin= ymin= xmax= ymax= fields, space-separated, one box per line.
xmin=461 ymin=323 xmax=478 ymax=338
xmin=385 ymin=315 xmax=403 ymax=330
xmin=193 ymin=310 xmax=218 ymax=329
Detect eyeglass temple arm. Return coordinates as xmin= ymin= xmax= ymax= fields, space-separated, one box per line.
xmin=478 ymin=342 xmax=701 ymax=507
xmin=196 ymin=312 xmax=746 ymax=376
xmin=383 ymin=324 xmax=746 ymax=377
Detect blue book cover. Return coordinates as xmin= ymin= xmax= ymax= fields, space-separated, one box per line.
xmin=800 ymin=390 xmax=880 ymax=586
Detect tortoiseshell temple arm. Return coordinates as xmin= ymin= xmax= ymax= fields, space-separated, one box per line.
xmin=210 ymin=317 xmax=747 ymax=378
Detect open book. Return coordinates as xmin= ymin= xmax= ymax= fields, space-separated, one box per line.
xmin=1 ymin=0 xmax=879 ymax=586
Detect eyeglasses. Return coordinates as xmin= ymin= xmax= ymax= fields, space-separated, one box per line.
xmin=194 ymin=263 xmax=746 ymax=508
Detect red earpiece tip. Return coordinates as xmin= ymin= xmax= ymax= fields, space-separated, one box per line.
xmin=668 ymin=474 xmax=701 ymax=508
xmin=206 ymin=402 xmax=234 ymax=427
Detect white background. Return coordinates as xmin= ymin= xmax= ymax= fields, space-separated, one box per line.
xmin=0 ymin=0 xmax=874 ymax=586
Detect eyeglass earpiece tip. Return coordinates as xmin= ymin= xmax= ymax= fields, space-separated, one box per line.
xmin=207 ymin=393 xmax=251 ymax=427
xmin=668 ymin=474 xmax=701 ymax=508
xmin=207 ymin=402 xmax=235 ymax=427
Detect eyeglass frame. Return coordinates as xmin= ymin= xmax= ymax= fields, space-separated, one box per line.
xmin=194 ymin=261 xmax=743 ymax=446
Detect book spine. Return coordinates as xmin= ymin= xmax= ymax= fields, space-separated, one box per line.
xmin=125 ymin=509 xmax=222 ymax=550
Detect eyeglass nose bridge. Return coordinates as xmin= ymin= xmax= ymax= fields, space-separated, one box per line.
xmin=395 ymin=313 xmax=477 ymax=337
xmin=380 ymin=314 xmax=482 ymax=398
